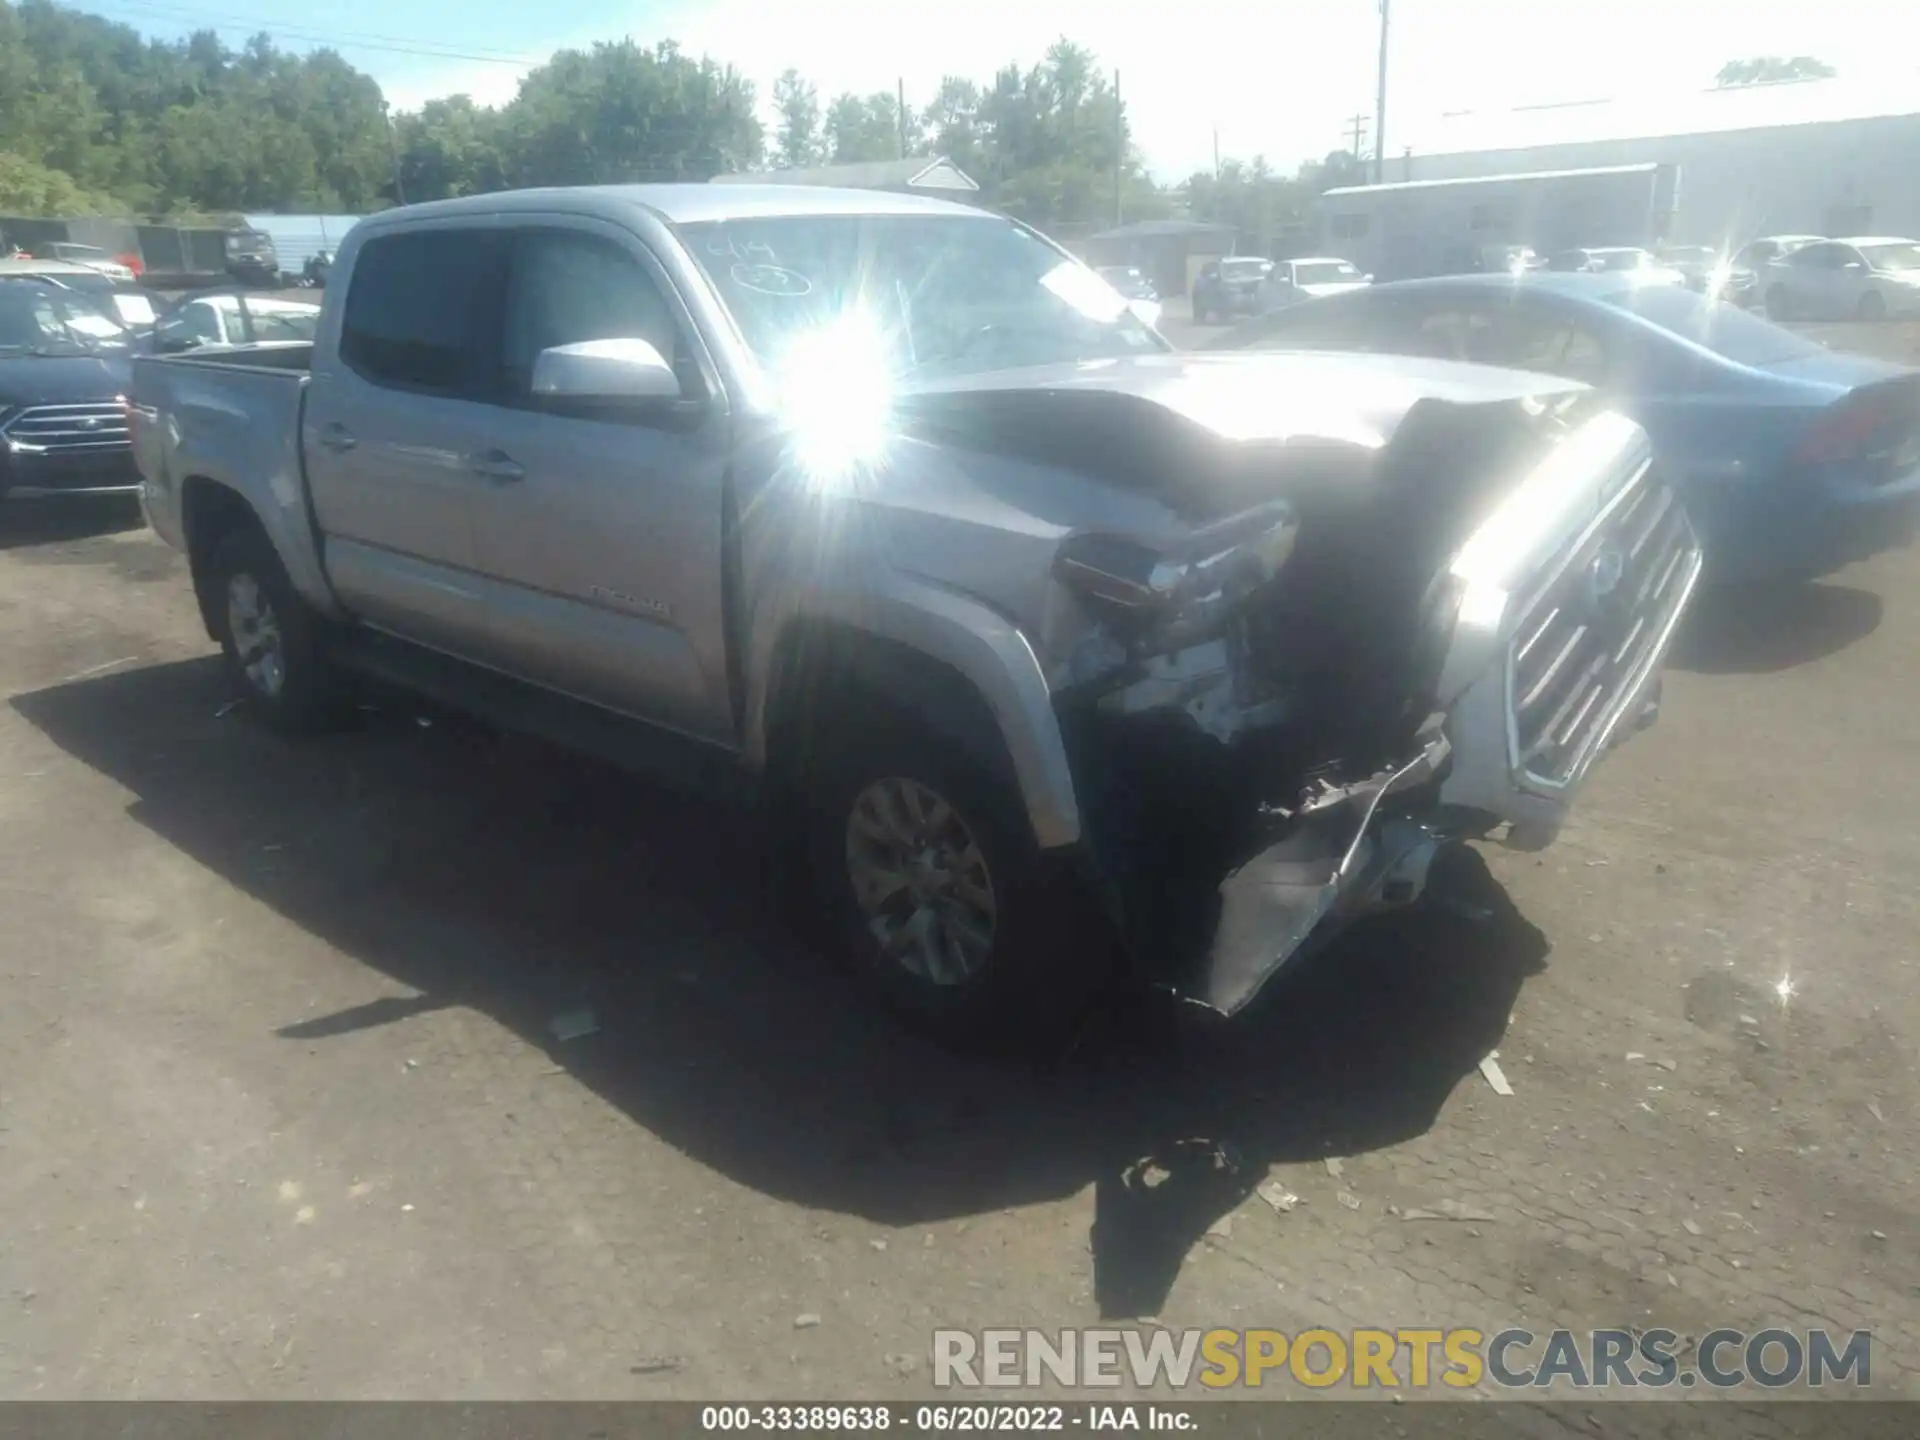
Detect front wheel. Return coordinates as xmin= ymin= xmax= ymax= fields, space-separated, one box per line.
xmin=802 ymin=706 xmax=1112 ymax=1049
xmin=208 ymin=525 xmax=338 ymax=733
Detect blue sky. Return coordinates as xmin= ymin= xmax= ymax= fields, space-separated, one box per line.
xmin=86 ymin=0 xmax=1919 ymax=181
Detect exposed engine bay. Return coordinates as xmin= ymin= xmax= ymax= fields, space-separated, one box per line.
xmin=903 ymin=370 xmax=1698 ymax=1014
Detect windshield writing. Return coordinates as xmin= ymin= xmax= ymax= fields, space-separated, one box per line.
xmin=681 ymin=214 xmax=1166 ymax=381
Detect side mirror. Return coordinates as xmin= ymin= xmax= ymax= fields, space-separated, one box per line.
xmin=532 ymin=338 xmax=682 ymax=403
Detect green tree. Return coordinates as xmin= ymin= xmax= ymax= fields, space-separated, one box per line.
xmin=503 ymin=39 xmax=762 ymax=186
xmin=772 ymin=69 xmax=822 ymax=168
xmin=824 ymin=91 xmax=914 ymax=163
xmin=393 ymin=96 xmax=506 ymax=202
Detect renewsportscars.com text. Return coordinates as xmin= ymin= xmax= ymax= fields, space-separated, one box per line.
xmin=932 ymin=1327 xmax=1872 ymax=1390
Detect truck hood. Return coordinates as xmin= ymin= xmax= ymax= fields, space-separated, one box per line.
xmin=889 ymin=350 xmax=1600 ymax=547
xmin=901 ymin=351 xmax=1588 ymax=450
xmin=0 ymin=353 xmax=133 ymax=409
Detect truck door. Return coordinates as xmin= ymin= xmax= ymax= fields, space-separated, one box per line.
xmin=303 ymin=225 xmax=507 ymax=661
xmin=464 ymin=221 xmax=735 ymax=747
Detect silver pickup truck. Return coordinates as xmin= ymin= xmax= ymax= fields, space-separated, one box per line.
xmin=129 ymin=183 xmax=1702 ymax=1046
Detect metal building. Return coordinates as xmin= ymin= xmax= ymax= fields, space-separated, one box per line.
xmin=1395 ymin=76 xmax=1920 ymax=247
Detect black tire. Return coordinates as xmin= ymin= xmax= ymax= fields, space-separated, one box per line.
xmin=1858 ymin=291 xmax=1887 ymax=322
xmin=801 ymin=700 xmax=1112 ymax=1050
xmin=206 ymin=523 xmax=338 ymax=734
xmin=1766 ymin=286 xmax=1792 ymax=321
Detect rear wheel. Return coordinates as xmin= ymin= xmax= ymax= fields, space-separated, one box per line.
xmin=802 ymin=702 xmax=1111 ymax=1049
xmin=207 ymin=524 xmax=338 ymax=733
xmin=1857 ymin=291 xmax=1888 ymax=321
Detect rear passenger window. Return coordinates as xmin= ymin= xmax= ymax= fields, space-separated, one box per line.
xmin=340 ymin=229 xmax=505 ymax=396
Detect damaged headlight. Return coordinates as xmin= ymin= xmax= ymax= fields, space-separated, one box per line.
xmin=1052 ymin=501 xmax=1300 ymax=655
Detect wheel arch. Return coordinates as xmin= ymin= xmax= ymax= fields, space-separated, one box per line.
xmin=179 ymin=476 xmax=266 ymax=641
xmin=750 ymin=588 xmax=1082 ymax=852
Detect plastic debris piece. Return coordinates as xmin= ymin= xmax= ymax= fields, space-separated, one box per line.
xmin=1625 ymin=1052 xmax=1645 ymax=1062
xmin=548 ymin=1008 xmax=599 ymax=1043
xmin=1653 ymin=1057 xmax=1678 ymax=1072
xmin=1682 ymin=1218 xmax=1703 ymax=1236
xmin=1336 ymin=1191 xmax=1362 ymax=1211
xmin=631 ymin=1356 xmax=684 ymax=1376
xmin=1868 ymin=1101 xmax=1886 ymax=1124
xmin=1401 ymin=1199 xmax=1496 ymax=1223
xmin=794 ymin=1314 xmax=822 ymax=1329
xmin=1479 ymin=1055 xmax=1514 ymax=1096
xmin=1257 ymin=1181 xmax=1301 ymax=1215
xmin=1206 ymin=1215 xmax=1233 ymax=1239
xmin=1324 ymin=1157 xmax=1344 ymax=1178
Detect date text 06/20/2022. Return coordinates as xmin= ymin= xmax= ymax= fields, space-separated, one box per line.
xmin=700 ymin=1405 xmax=1193 ymax=1432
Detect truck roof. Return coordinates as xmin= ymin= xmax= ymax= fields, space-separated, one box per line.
xmin=357 ymin=183 xmax=989 ymax=233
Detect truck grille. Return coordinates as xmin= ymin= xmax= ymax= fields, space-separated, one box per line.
xmin=1 ymin=402 xmax=131 ymax=453
xmin=1508 ymin=462 xmax=1699 ymax=788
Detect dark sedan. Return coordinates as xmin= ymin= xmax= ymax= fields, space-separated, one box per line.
xmin=1204 ymin=273 xmax=1920 ymax=583
xmin=0 ymin=278 xmax=138 ymax=504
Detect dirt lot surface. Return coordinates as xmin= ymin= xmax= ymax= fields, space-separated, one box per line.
xmin=1 ymin=346 xmax=1918 ymax=1407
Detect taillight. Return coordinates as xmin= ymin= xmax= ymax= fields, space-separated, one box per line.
xmin=1795 ymin=386 xmax=1915 ymax=466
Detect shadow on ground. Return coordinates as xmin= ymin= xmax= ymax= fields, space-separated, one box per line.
xmin=0 ymin=496 xmax=146 ymax=552
xmin=14 ymin=658 xmax=1548 ymax=1318
xmin=1670 ymin=580 xmax=1882 ymax=675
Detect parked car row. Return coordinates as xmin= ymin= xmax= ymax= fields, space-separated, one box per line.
xmin=0 ymin=271 xmax=319 ymax=505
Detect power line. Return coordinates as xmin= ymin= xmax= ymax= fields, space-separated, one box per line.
xmin=79 ymin=0 xmax=544 ymax=66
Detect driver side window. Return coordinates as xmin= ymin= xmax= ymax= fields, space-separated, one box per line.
xmin=498 ymin=229 xmax=689 ymax=403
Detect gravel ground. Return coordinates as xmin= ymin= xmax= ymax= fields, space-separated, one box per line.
xmin=0 ymin=346 xmax=1916 ymax=1407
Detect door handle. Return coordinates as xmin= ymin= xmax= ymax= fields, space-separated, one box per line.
xmin=316 ymin=422 xmax=357 ymax=454
xmin=467 ymin=449 xmax=526 ymax=483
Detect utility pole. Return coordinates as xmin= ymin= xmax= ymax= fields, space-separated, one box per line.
xmin=1344 ymin=113 xmax=1370 ymax=161
xmin=897 ymin=77 xmax=907 ymax=159
xmin=1213 ymin=125 xmax=1221 ymax=180
xmin=1113 ymin=69 xmax=1124 ymax=226
xmin=1374 ymin=0 xmax=1391 ymax=183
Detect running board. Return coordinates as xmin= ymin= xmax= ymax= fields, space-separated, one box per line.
xmin=329 ymin=628 xmax=756 ymax=808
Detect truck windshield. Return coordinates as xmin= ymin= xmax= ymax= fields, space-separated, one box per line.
xmin=1602 ymin=283 xmax=1823 ymax=366
xmin=680 ymin=214 xmax=1167 ymax=382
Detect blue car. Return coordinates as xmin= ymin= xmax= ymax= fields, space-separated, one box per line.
xmin=1204 ymin=273 xmax=1920 ymax=582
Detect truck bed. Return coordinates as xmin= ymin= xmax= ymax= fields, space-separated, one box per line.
xmin=130 ymin=342 xmax=330 ymax=616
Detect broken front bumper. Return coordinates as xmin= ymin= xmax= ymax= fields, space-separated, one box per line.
xmin=1188 ymin=413 xmax=1704 ymax=1015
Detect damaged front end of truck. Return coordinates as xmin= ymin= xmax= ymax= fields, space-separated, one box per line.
xmin=986 ymin=370 xmax=1705 ymax=1016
